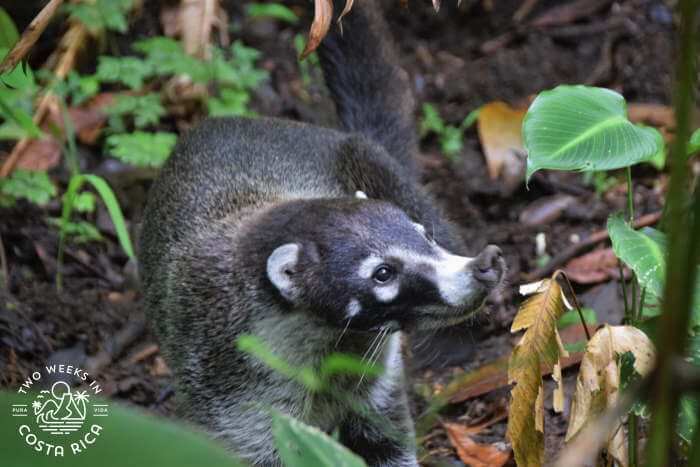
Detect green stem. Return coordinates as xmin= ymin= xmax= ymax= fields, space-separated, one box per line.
xmin=626 ymin=166 xmax=634 ymax=223
xmin=618 ymin=260 xmax=630 ymax=317
xmin=628 ymin=413 xmax=638 ymax=467
xmin=645 ymin=0 xmax=699 ymax=464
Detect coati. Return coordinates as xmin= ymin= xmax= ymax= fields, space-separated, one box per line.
xmin=139 ymin=1 xmax=505 ymax=465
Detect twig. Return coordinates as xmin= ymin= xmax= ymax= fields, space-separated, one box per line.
xmin=524 ymin=211 xmax=662 ymax=281
xmin=557 ymin=271 xmax=592 ymax=340
xmin=1 ymin=22 xmax=88 ymax=177
xmin=0 ymin=0 xmax=65 ymax=74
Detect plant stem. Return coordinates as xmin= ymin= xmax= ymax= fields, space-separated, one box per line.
xmin=618 ymin=260 xmax=630 ymax=317
xmin=626 ymin=166 xmax=634 ymax=222
xmin=628 ymin=413 xmax=638 ymax=467
xmin=645 ymin=0 xmax=699 ymax=464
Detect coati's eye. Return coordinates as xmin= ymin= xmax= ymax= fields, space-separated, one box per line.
xmin=372 ymin=265 xmax=394 ymax=283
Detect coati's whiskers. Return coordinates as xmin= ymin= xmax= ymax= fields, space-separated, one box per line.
xmin=357 ymin=326 xmax=390 ymax=388
xmin=335 ymin=318 xmax=353 ymax=348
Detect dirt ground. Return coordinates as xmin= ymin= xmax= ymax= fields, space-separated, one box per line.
xmin=0 ymin=0 xmax=674 ymax=465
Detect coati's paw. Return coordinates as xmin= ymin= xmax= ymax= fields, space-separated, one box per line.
xmin=264 ymin=198 xmax=505 ymax=332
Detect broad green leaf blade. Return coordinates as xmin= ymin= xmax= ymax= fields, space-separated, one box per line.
xmin=0 ymin=7 xmax=19 ymax=50
xmin=272 ymin=411 xmax=367 ymax=467
xmin=1 ymin=391 xmax=242 ymax=467
xmin=523 ymin=85 xmax=664 ymax=179
xmin=607 ymin=214 xmax=665 ymax=299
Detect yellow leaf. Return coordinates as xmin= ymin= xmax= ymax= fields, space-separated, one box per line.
xmin=476 ymin=101 xmax=527 ymax=186
xmin=507 ymin=274 xmax=569 ymax=467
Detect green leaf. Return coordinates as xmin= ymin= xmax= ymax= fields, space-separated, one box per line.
xmin=420 ymin=103 xmax=444 ymax=136
xmin=246 ymin=3 xmax=299 ymax=23
xmin=0 ymin=391 xmax=243 ymax=467
xmin=0 ymin=170 xmax=56 ymax=205
xmin=688 ymin=128 xmax=700 ymax=156
xmin=272 ymin=411 xmax=367 ymax=467
xmin=607 ymin=214 xmax=665 ymax=299
xmin=236 ymin=335 xmax=321 ymax=391
xmin=65 ymin=0 xmax=133 ymax=34
xmin=96 ymin=56 xmax=154 ymax=90
xmin=523 ymin=85 xmax=664 ymax=180
xmin=106 ymin=132 xmax=176 ymax=168
xmin=557 ymin=307 xmax=597 ymax=329
xmin=60 ymin=174 xmax=135 ymax=259
xmin=105 ymin=94 xmax=165 ymax=128
xmin=208 ymin=88 xmax=251 ymax=117
xmin=134 ymin=37 xmax=205 ymax=81
xmin=610 ymin=221 xmax=700 ymax=329
xmin=459 ymin=107 xmax=481 ymax=131
xmin=318 ymin=354 xmax=382 ymax=381
xmin=47 ymin=217 xmax=103 ymax=243
xmin=1 ymin=61 xmax=35 ymax=90
xmin=0 ymin=7 xmax=19 ymax=49
xmin=0 ymin=96 xmax=41 ymax=138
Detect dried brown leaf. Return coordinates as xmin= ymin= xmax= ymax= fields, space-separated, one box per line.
xmin=301 ymin=0 xmax=334 ymax=59
xmin=443 ymin=422 xmax=510 ymax=467
xmin=566 ymin=325 xmax=655 ymax=443
xmin=564 ymin=248 xmax=621 ymax=284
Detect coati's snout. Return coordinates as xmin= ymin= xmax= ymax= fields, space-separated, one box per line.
xmin=264 ymin=198 xmax=506 ymax=331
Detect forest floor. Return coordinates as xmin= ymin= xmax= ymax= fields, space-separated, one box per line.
xmin=0 ymin=0 xmax=675 ymax=465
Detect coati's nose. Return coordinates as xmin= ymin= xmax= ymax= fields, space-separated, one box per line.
xmin=471 ymin=245 xmax=504 ymax=286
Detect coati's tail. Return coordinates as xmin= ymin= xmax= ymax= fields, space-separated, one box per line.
xmin=317 ymin=0 xmax=418 ymax=173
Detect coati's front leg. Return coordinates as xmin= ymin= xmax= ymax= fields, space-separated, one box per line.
xmin=339 ymin=387 xmax=419 ymax=467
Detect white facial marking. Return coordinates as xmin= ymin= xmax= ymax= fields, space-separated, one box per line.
xmin=267 ymin=243 xmax=300 ymax=300
xmin=412 ymin=222 xmax=426 ymax=235
xmin=346 ymin=298 xmax=362 ymax=318
xmin=386 ymin=246 xmax=476 ymax=307
xmin=358 ymin=256 xmax=383 ymax=279
xmin=355 ymin=190 xmax=368 ymax=199
xmin=373 ymin=281 xmax=399 ymax=303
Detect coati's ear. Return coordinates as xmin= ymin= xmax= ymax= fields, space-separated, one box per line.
xmin=267 ymin=243 xmax=319 ymax=302
xmin=267 ymin=243 xmax=301 ymax=301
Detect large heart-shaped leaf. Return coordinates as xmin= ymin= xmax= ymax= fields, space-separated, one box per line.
xmin=523 ymin=85 xmax=664 ymax=180
xmin=608 ymin=217 xmax=700 ymax=329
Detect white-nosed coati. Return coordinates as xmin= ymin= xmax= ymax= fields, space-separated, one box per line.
xmin=139 ymin=1 xmax=506 ymax=465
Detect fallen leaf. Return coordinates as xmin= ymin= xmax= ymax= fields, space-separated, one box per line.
xmin=564 ymin=248 xmax=622 ymax=284
xmin=443 ymin=422 xmax=510 ymax=467
xmin=566 ymin=325 xmax=656 ymax=466
xmin=15 ymin=138 xmax=61 ymax=171
xmin=476 ymin=101 xmax=527 ymax=193
xmin=507 ymin=275 xmax=569 ymax=467
xmin=301 ymin=0 xmax=334 ymax=59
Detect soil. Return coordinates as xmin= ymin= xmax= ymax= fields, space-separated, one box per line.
xmin=0 ymin=0 xmax=674 ymax=465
